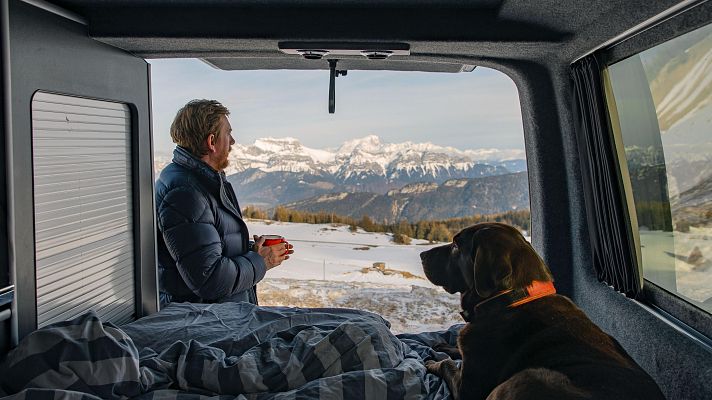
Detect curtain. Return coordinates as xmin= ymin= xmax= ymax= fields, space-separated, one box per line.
xmin=572 ymin=56 xmax=641 ymax=297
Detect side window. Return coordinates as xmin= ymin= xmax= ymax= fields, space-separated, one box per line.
xmin=605 ymin=24 xmax=712 ymax=314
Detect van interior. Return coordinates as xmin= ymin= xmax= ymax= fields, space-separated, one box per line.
xmin=1 ymin=0 xmax=711 ymax=399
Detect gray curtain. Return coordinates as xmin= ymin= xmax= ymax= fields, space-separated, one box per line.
xmin=572 ymin=56 xmax=641 ymax=297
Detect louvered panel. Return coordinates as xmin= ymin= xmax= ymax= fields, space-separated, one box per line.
xmin=37 ymin=218 xmax=128 ymax=253
xmin=33 ymin=110 xmax=129 ymax=125
xmin=37 ymin=250 xmax=132 ymax=290
xmin=34 ymin=168 xmax=130 ymax=186
xmin=37 ymin=238 xmax=133 ymax=280
xmin=98 ymin=300 xmax=136 ymax=325
xmin=33 ymin=146 xmax=130 ymax=157
xmin=36 ymin=195 xmax=128 ymax=220
xmin=35 ymin=157 xmax=130 ymax=169
xmin=35 ymin=188 xmax=129 ymax=214
xmin=33 ymin=103 xmax=129 ymax=118
xmin=37 ymin=260 xmax=133 ymax=314
xmin=35 ymin=140 xmax=126 ymax=151
xmin=32 ymin=92 xmax=135 ymax=328
xmin=33 ymin=92 xmax=129 ymax=108
xmin=35 ymin=182 xmax=129 ymax=204
xmin=32 ymin=123 xmax=131 ymax=134
xmin=36 ymin=222 xmax=131 ymax=263
xmin=37 ymin=260 xmax=135 ymax=324
xmin=36 ymin=219 xmax=129 ymax=252
xmin=35 ymin=205 xmax=129 ymax=235
xmin=38 ymin=281 xmax=135 ymax=327
xmin=38 ymin=233 xmax=133 ymax=272
xmin=35 ymin=200 xmax=128 ymax=227
xmin=35 ymin=174 xmax=130 ymax=195
xmin=37 ymin=248 xmax=133 ymax=290
xmin=35 ymin=217 xmax=130 ymax=253
xmin=37 ymin=261 xmax=134 ymax=314
xmin=34 ymin=154 xmax=130 ymax=167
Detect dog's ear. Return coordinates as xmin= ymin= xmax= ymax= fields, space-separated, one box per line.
xmin=472 ymin=231 xmax=513 ymax=298
xmin=511 ymin=240 xmax=553 ymax=285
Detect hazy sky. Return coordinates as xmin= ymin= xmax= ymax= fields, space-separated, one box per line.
xmin=149 ymin=59 xmax=524 ymax=156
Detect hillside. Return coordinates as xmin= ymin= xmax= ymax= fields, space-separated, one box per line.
xmin=283 ymin=171 xmax=529 ymax=223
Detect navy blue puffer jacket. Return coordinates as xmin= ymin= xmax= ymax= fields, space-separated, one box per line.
xmin=156 ymin=146 xmax=266 ymax=306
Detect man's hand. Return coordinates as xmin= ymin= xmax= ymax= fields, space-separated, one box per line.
xmin=253 ymin=235 xmax=294 ymax=270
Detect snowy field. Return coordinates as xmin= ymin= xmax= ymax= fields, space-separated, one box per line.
xmin=639 ymin=229 xmax=712 ymax=312
xmin=248 ymin=219 xmax=712 ymax=331
xmin=248 ymin=219 xmax=464 ymax=333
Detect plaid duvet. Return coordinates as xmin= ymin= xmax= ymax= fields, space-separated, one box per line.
xmin=0 ymin=304 xmax=456 ymax=399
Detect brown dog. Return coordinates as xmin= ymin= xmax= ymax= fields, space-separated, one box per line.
xmin=420 ymin=223 xmax=665 ymax=400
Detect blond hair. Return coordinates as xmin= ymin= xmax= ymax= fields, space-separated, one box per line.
xmin=170 ymin=99 xmax=230 ymax=156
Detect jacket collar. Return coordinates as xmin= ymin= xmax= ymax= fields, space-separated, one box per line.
xmin=172 ymin=146 xmax=224 ymax=184
xmin=460 ymin=281 xmax=557 ymax=322
xmin=172 ymin=146 xmax=242 ymax=219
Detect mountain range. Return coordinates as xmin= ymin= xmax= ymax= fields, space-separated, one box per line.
xmin=154 ymin=135 xmax=529 ymax=220
xmin=221 ymin=135 xmax=526 ymax=207
xmin=284 ymin=171 xmax=530 ymax=223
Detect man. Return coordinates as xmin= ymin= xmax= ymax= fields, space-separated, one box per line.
xmin=156 ymin=99 xmax=292 ymax=306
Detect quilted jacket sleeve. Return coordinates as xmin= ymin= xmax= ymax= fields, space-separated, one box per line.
xmin=157 ymin=186 xmax=266 ymax=301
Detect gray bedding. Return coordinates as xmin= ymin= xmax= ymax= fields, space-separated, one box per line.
xmin=0 ymin=303 xmax=462 ymax=399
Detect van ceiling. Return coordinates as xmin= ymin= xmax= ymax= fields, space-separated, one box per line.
xmin=49 ymin=0 xmax=687 ymax=70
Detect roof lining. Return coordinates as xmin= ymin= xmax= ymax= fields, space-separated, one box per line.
xmin=21 ymin=0 xmax=86 ymax=25
xmin=45 ymin=0 xmax=697 ymax=68
xmin=602 ymin=0 xmax=712 ymax=65
xmin=572 ymin=0 xmax=709 ymax=64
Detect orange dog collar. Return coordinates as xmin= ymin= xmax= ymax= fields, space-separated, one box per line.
xmin=461 ymin=280 xmax=557 ymax=322
xmin=509 ymin=281 xmax=557 ymax=308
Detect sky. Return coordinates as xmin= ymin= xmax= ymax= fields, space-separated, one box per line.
xmin=149 ymin=59 xmax=524 ymax=156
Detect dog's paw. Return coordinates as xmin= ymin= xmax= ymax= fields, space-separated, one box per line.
xmin=425 ymin=360 xmax=443 ymax=376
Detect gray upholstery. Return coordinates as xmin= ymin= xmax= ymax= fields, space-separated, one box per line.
xmin=41 ymin=1 xmax=712 ymax=398
xmin=50 ymin=0 xmax=688 ymax=64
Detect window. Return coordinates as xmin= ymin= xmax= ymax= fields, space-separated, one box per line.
xmin=605 ymin=23 xmax=712 ymax=314
xmin=151 ymin=62 xmax=527 ymax=332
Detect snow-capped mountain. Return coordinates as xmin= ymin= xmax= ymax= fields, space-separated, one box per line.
xmin=227 ymin=137 xmax=335 ymax=175
xmin=224 ymin=135 xmax=524 ymax=177
xmin=155 ymin=135 xmax=526 ymax=208
xmin=223 ymin=136 xmax=525 ymax=207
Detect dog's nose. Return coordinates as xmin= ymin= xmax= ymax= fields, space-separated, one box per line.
xmin=420 ymin=251 xmax=429 ymax=261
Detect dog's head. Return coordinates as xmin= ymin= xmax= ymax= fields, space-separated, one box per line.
xmin=420 ymin=223 xmax=552 ymax=301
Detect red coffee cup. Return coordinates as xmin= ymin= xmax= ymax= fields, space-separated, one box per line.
xmin=262 ymin=235 xmax=288 ymax=256
xmin=263 ymin=235 xmax=286 ymax=246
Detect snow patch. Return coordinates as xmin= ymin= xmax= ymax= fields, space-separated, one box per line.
xmin=393 ymin=182 xmax=439 ymax=194
xmin=443 ymin=179 xmax=468 ymax=187
xmin=315 ymin=192 xmax=349 ymax=202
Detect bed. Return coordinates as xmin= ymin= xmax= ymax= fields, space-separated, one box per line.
xmin=0 ymin=302 xmax=462 ymax=399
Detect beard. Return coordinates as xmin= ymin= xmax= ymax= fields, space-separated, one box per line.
xmin=217 ymin=148 xmax=230 ymax=171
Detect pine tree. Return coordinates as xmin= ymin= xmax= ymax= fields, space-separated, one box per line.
xmin=394 ymin=220 xmax=414 ymax=237
xmin=273 ymin=206 xmax=289 ymax=222
xmin=430 ymin=223 xmax=452 ymax=242
xmin=359 ymin=215 xmax=376 ymax=232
